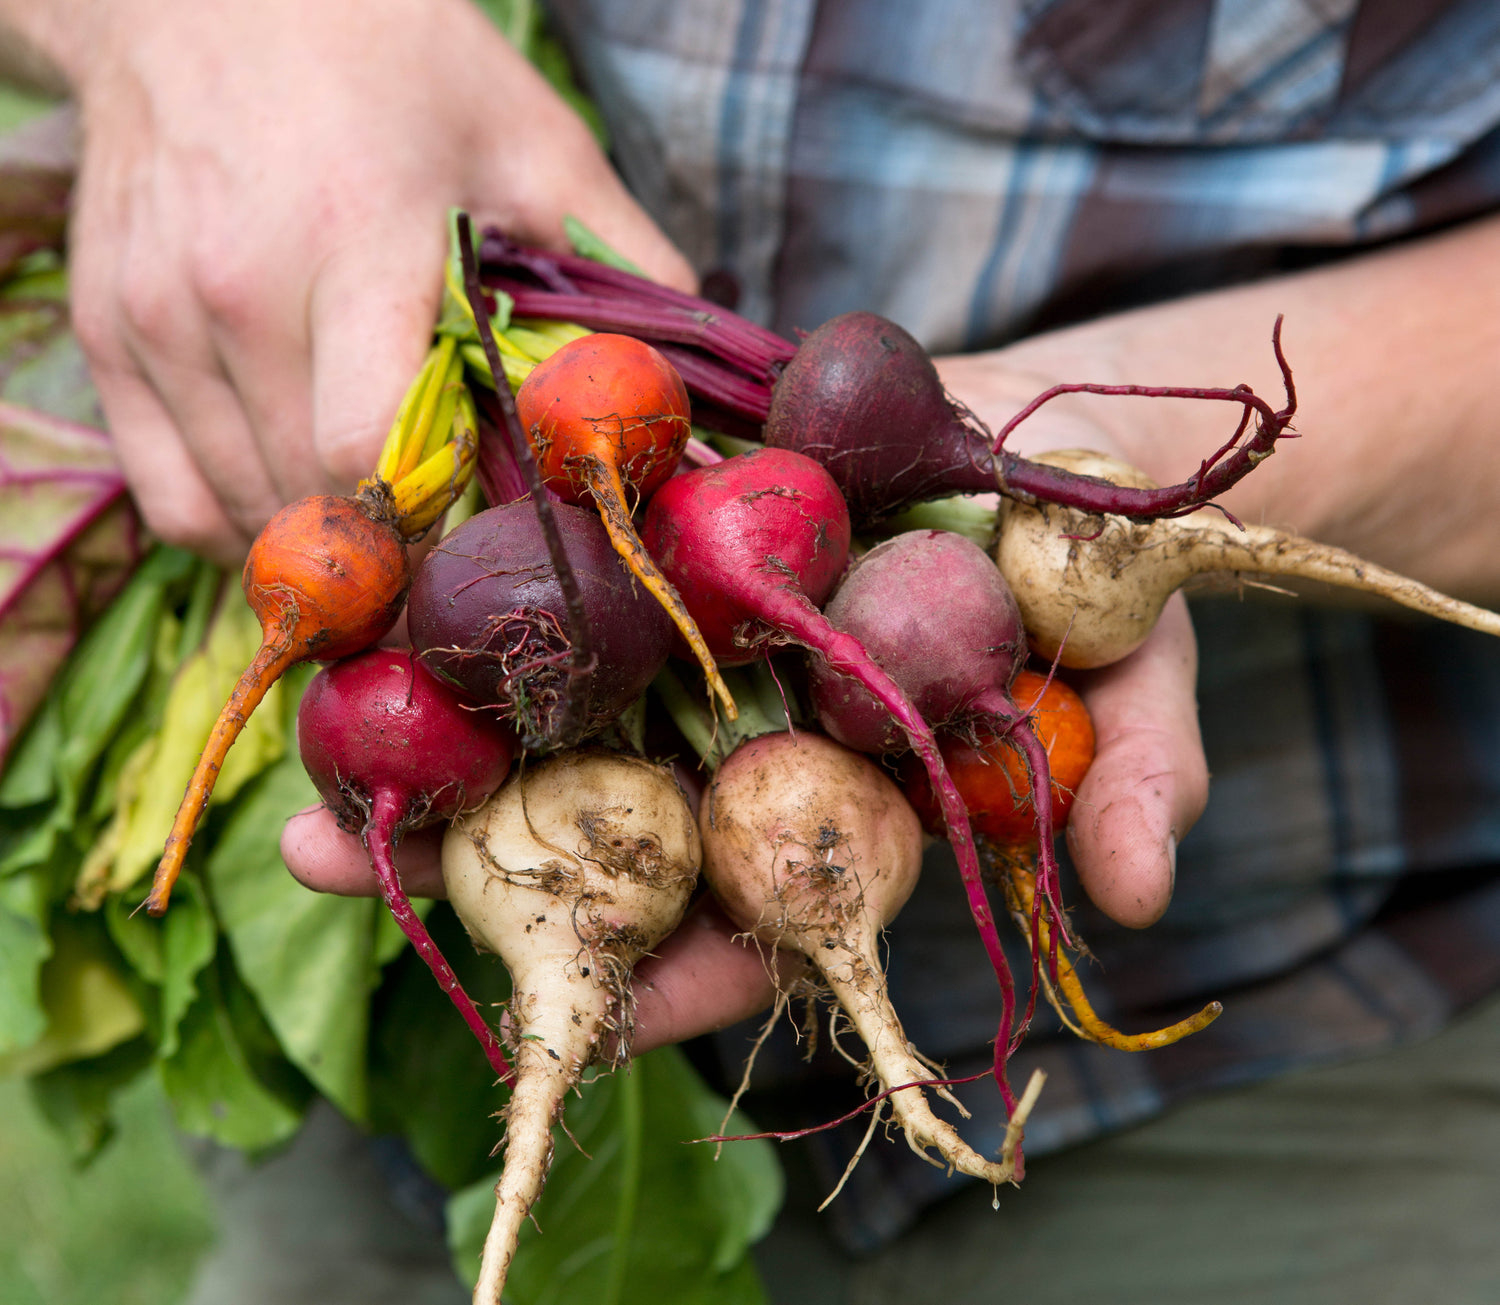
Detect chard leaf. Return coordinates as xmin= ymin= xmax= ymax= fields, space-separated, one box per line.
xmin=158 ymin=951 xmax=308 ymax=1152
xmin=447 ymin=1047 xmax=781 ymax=1305
xmin=0 ymin=909 xmax=144 ymax=1078
xmin=105 ymin=871 xmax=217 ymax=1058
xmin=0 ymin=107 xmax=72 ymax=280
xmin=367 ymin=902 xmax=513 ymax=1193
xmin=76 ymin=580 xmax=285 ymax=904
xmin=0 ymin=545 xmax=191 ymax=832
xmin=0 ymin=403 xmax=143 ymax=772
xmin=205 ymin=715 xmax=382 ymax=1124
xmin=27 ymin=1033 xmax=155 ymax=1164
xmin=0 ymin=867 xmax=48 ymax=1054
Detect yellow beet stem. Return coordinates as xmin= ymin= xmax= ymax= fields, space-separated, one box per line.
xmin=403 ymin=336 xmax=460 ymax=477
xmin=579 ymin=453 xmax=739 ymax=721
xmin=144 ymin=633 xmax=300 ymax=916
xmin=374 ymin=344 xmax=444 ymax=484
xmin=388 ymin=392 xmax=479 ymax=537
xmin=1006 ymin=863 xmax=1221 ymax=1050
xmin=461 ymin=342 xmax=535 ymax=391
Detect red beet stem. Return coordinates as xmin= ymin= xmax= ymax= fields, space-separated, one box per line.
xmin=365 ymin=788 xmax=514 ymax=1084
xmin=991 ymin=315 xmax=1296 ymax=521
xmin=479 ymin=229 xmax=796 ymax=365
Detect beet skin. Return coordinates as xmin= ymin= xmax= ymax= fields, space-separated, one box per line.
xmin=408 ymin=501 xmax=674 ymax=744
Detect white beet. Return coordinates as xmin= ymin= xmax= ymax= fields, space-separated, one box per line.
xmin=442 ymin=750 xmax=700 ymax=1305
xmin=701 ymin=730 xmax=1026 ymax=1187
xmin=998 ymin=448 xmax=1500 ymax=668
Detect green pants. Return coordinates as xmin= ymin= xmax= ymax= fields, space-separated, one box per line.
xmin=756 ymin=992 xmax=1500 ymax=1304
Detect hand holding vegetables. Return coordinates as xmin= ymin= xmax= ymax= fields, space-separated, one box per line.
xmin=258 ymin=218 xmax=1500 ymax=1304
xmin=7 ymin=0 xmax=694 ymax=565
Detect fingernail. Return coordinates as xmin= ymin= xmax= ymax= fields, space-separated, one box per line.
xmin=1166 ymin=831 xmax=1178 ymax=892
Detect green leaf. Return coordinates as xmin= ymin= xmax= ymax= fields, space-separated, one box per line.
xmin=157 ymin=951 xmax=307 ymax=1152
xmin=205 ymin=720 xmax=381 ymax=1123
xmin=368 ymin=902 xmax=513 ymax=1192
xmin=0 ymin=909 xmax=144 ymax=1077
xmin=0 ymin=546 xmax=195 ymax=865
xmin=563 ymin=215 xmax=646 ymax=277
xmin=78 ymin=579 xmax=286 ymax=903
xmin=447 ymin=1047 xmax=782 ymax=1305
xmin=0 ymin=867 xmax=48 ymax=1054
xmin=105 ymin=871 xmax=217 ymax=1058
xmin=26 ymin=1033 xmax=155 ymax=1164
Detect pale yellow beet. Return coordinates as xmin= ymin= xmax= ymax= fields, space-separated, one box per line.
xmin=442 ymin=750 xmax=700 ymax=1305
xmin=998 ymin=448 xmax=1500 ymax=668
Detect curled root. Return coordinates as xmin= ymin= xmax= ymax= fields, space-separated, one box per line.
xmin=1002 ymin=859 xmax=1221 ymax=1051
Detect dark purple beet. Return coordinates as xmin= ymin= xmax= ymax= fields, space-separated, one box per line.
xmin=765 ymin=311 xmax=1300 ymax=529
xmin=763 ymin=312 xmax=996 ymax=524
xmin=298 ymin=648 xmax=517 ymax=1081
xmin=407 ymin=501 xmax=673 ymax=747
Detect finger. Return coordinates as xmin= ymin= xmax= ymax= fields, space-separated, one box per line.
xmin=108 ymin=173 xmax=286 ymax=537
xmin=632 ymin=897 xmax=790 ymax=1054
xmin=307 ymin=217 xmax=447 ymax=492
xmin=1065 ymin=595 xmax=1208 ymax=928
xmin=549 ymin=156 xmax=698 ymax=294
xmin=123 ymin=339 xmax=286 ymax=539
xmin=201 ymin=249 xmax=320 ymax=506
xmin=91 ymin=364 xmax=255 ymax=566
xmin=281 ymin=806 xmax=447 ymax=898
xmin=70 ymin=161 xmax=261 ymax=562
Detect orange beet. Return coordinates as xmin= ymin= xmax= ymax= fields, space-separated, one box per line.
xmin=145 ymin=493 xmax=410 ymax=915
xmin=515 ymin=334 xmax=735 ymax=718
xmin=241 ymin=495 xmax=410 ymax=661
xmin=518 ymin=333 xmax=691 ymax=503
xmin=903 ymin=669 xmax=1095 ymax=847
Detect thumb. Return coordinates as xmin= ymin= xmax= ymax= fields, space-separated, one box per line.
xmin=1065 ymin=595 xmax=1208 ymax=928
xmin=474 ymin=87 xmax=697 ymax=294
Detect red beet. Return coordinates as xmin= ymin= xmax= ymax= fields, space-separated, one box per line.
xmin=641 ymin=448 xmax=1024 ymax=1117
xmin=806 ymin=531 xmax=1074 ymax=1034
xmin=298 ymin=648 xmax=517 ymax=1080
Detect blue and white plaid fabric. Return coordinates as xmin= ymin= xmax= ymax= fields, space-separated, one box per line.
xmin=552 ymin=0 xmax=1500 ymax=1247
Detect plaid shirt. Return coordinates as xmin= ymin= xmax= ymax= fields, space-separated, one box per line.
xmin=552 ymin=0 xmax=1500 ymax=1248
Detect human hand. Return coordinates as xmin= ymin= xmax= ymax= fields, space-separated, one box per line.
xmin=935 ymin=351 xmax=1210 ymax=929
xmin=56 ymin=0 xmax=694 ymax=564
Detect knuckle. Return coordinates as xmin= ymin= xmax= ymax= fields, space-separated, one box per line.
xmin=133 ymin=484 xmax=244 ymax=563
xmin=68 ymin=293 xmax=117 ymax=365
xmin=141 ymin=503 xmax=222 ymax=556
xmin=187 ymin=244 xmax=264 ymax=330
xmin=116 ymin=259 xmax=182 ymax=348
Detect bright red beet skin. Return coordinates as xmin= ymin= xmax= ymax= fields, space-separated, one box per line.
xmin=298 ymin=648 xmax=517 ymax=1080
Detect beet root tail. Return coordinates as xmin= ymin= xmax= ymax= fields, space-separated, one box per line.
xmin=146 ymin=633 xmax=299 ymax=916
xmin=365 ymin=792 xmax=514 ymax=1084
xmin=819 ymin=937 xmax=1026 ymax=1186
xmin=582 ymin=455 xmax=738 ymax=721
xmin=1004 ymin=861 xmax=1221 ymax=1050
